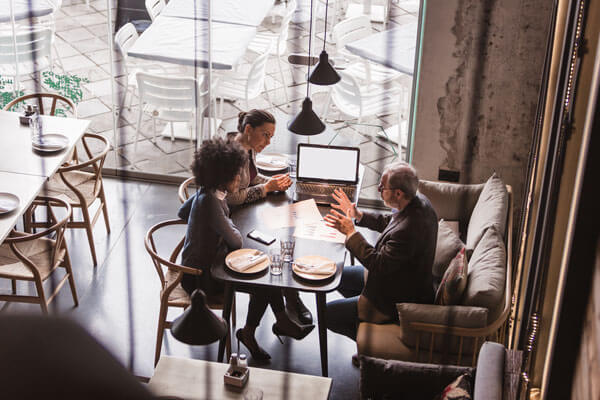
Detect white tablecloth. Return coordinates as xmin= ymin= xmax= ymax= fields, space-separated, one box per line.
xmin=161 ymin=0 xmax=274 ymax=27
xmin=344 ymin=22 xmax=418 ymax=75
xmin=0 ymin=0 xmax=53 ymax=23
xmin=127 ymin=16 xmax=256 ymax=69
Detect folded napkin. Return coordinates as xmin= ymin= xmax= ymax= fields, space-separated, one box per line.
xmin=256 ymin=156 xmax=287 ymax=169
xmin=228 ymin=253 xmax=268 ymax=272
xmin=294 ymin=261 xmax=336 ymax=275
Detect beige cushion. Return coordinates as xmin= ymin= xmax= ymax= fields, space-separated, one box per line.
xmin=433 ymin=219 xmax=465 ymax=287
xmin=396 ymin=303 xmax=488 ymax=348
xmin=435 ymin=248 xmax=468 ymax=305
xmin=462 ymin=227 xmax=506 ymax=322
xmin=465 ymin=173 xmax=508 ymax=252
xmin=357 ymin=322 xmax=416 ymax=361
xmin=418 ymin=180 xmax=484 ymax=236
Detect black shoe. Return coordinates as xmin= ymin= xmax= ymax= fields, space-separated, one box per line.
xmin=272 ymin=319 xmax=314 ymax=343
xmin=286 ymin=293 xmax=313 ymax=325
xmin=236 ymin=329 xmax=271 ymax=360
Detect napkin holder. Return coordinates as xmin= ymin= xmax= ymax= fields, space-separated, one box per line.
xmin=224 ymin=365 xmax=249 ymax=388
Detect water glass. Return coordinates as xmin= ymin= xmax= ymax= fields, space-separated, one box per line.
xmin=269 ymin=252 xmax=282 ymax=275
xmin=29 ymin=115 xmax=41 ymax=143
xmin=244 ymin=388 xmax=263 ymax=400
xmin=280 ymin=238 xmax=295 ymax=263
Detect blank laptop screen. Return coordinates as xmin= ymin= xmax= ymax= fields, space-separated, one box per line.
xmin=297 ymin=146 xmax=359 ymax=183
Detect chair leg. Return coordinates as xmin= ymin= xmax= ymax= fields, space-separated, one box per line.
xmin=128 ymin=86 xmax=136 ymax=111
xmin=63 ymin=250 xmax=79 ymax=306
xmin=155 ymin=302 xmax=169 ymax=366
xmin=34 ymin=278 xmax=48 ymax=314
xmin=81 ymin=206 xmax=98 ymax=266
xmin=276 ymin=56 xmax=289 ymax=103
xmin=264 ymin=82 xmax=275 ymax=111
xmin=11 ymin=279 xmax=16 ymax=294
xmin=169 ymin=121 xmax=174 ymax=142
xmin=133 ymin=105 xmax=144 ymax=163
xmin=231 ymin=294 xmax=237 ymax=327
xmin=99 ymin=185 xmax=111 ymax=233
xmin=322 ymin=88 xmax=333 ymax=119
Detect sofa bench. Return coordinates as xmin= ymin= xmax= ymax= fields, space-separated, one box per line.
xmin=356 ymin=174 xmax=513 ymax=366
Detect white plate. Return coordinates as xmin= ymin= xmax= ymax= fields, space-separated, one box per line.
xmin=225 ymin=248 xmax=270 ymax=274
xmin=292 ymin=255 xmax=336 ymax=280
xmin=32 ymin=133 xmax=69 ymax=152
xmin=0 ymin=192 xmax=20 ymax=215
xmin=255 ymin=153 xmax=289 ymax=172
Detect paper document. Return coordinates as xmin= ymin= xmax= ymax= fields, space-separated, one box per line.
xmin=261 ymin=199 xmax=322 ymax=229
xmin=294 ymin=220 xmax=346 ymax=244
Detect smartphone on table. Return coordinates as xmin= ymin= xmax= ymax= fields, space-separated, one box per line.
xmin=247 ymin=229 xmax=276 ymax=245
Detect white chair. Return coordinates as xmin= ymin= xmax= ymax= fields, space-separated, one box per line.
xmin=247 ymin=0 xmax=296 ymax=103
xmin=134 ymin=73 xmax=215 ymax=161
xmin=114 ymin=23 xmax=179 ymax=112
xmin=0 ymin=28 xmax=54 ymax=92
xmin=332 ymin=15 xmax=400 ymax=85
xmin=145 ymin=0 xmax=165 ymax=21
xmin=323 ymin=70 xmax=402 ymax=123
xmin=214 ymin=42 xmax=275 ymax=116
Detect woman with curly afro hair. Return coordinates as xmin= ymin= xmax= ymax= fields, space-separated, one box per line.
xmin=178 ymin=138 xmax=313 ymax=360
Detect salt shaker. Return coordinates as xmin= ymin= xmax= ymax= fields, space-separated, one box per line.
xmin=229 ymin=352 xmax=238 ymax=367
xmin=238 ymin=353 xmax=248 ymax=368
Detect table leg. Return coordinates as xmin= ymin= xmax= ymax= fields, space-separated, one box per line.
xmin=218 ymin=283 xmax=234 ymax=362
xmin=316 ymin=292 xmax=328 ymax=377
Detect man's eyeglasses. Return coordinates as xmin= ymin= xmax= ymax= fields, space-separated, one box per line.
xmin=377 ymin=182 xmax=396 ymax=193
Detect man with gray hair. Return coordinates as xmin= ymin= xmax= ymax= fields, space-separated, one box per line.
xmin=324 ymin=161 xmax=438 ymax=349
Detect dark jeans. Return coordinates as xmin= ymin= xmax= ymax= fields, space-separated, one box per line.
xmin=326 ymin=265 xmax=365 ymax=341
xmin=181 ymin=272 xmax=284 ymax=329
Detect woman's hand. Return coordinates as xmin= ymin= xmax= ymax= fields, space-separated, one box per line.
xmin=265 ymin=173 xmax=292 ymax=192
xmin=331 ymin=188 xmax=362 ymax=221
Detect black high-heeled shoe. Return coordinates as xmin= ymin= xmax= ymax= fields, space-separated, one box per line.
xmin=272 ymin=318 xmax=314 ymax=343
xmin=285 ymin=292 xmax=313 ymax=325
xmin=236 ymin=329 xmax=271 ymax=360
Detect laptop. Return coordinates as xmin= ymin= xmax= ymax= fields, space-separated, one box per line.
xmin=293 ymin=143 xmax=362 ymax=205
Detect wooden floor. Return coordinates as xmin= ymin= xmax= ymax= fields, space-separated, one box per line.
xmin=0 ymin=177 xmax=361 ymax=399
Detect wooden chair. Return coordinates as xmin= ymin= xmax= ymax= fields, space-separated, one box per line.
xmin=3 ymin=92 xmax=77 ymax=117
xmin=177 ymin=177 xmax=197 ymax=204
xmin=0 ymin=196 xmax=78 ymax=313
xmin=145 ymin=219 xmax=233 ymax=365
xmin=28 ymin=133 xmax=111 ymax=266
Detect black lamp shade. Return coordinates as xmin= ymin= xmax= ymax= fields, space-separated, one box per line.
xmin=170 ymin=289 xmax=228 ymax=345
xmin=309 ymin=50 xmax=340 ymax=85
xmin=288 ymin=97 xmax=326 ymax=136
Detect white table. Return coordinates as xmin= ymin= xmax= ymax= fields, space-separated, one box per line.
xmin=148 ymin=356 xmax=332 ymax=400
xmin=161 ymin=0 xmax=275 ymax=27
xmin=0 ymin=0 xmax=54 ymax=23
xmin=128 ymin=16 xmax=257 ymax=70
xmin=0 ymin=171 xmax=46 ymax=243
xmin=344 ymin=22 xmax=418 ymax=76
xmin=0 ymin=111 xmax=90 ymax=178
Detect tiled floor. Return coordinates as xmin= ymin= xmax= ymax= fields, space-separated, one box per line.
xmin=1 ymin=0 xmax=419 ymax=200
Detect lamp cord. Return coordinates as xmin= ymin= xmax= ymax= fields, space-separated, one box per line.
xmin=323 ymin=0 xmax=329 ymax=50
xmin=307 ymin=0 xmax=314 ymax=98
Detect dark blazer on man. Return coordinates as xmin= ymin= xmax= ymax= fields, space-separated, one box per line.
xmin=346 ymin=192 xmax=438 ymax=321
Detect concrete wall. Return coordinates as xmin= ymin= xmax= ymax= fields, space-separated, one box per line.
xmin=412 ymin=0 xmax=553 ymax=221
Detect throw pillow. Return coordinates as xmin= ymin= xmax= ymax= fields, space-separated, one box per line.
xmin=463 ymin=227 xmax=506 ymax=322
xmin=435 ymin=248 xmax=468 ymax=305
xmin=434 ymin=373 xmax=473 ymax=400
xmin=433 ymin=219 xmax=465 ymax=288
xmin=466 ymin=173 xmax=508 ymax=253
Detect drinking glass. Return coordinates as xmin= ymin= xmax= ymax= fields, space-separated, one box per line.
xmin=280 ymin=237 xmax=295 ymax=263
xmin=244 ymin=388 xmax=263 ymax=400
xmin=29 ymin=116 xmax=41 ymax=143
xmin=269 ymin=252 xmax=282 ymax=275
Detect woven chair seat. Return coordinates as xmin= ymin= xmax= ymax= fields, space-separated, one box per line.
xmin=43 ymin=170 xmax=98 ymax=207
xmin=164 ymin=269 xmax=191 ymax=307
xmin=0 ymin=238 xmax=65 ymax=280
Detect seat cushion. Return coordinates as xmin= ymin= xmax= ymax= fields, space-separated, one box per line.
xmin=462 ymin=227 xmax=506 ymax=323
xmin=0 ymin=238 xmax=65 ymax=280
xmin=435 ymin=248 xmax=468 ymax=305
xmin=433 ymin=219 xmax=466 ymax=288
xmin=466 ymin=173 xmax=508 ymax=252
xmin=357 ymin=322 xmax=416 ymax=361
xmin=43 ymin=170 xmax=98 ymax=207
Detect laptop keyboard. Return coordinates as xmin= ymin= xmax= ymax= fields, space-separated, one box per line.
xmin=296 ymin=183 xmax=356 ymax=198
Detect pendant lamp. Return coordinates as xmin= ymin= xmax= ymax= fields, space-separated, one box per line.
xmin=171 ymin=289 xmax=228 ymax=345
xmin=308 ymin=0 xmax=340 ymax=85
xmin=288 ymin=0 xmax=326 ymax=136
